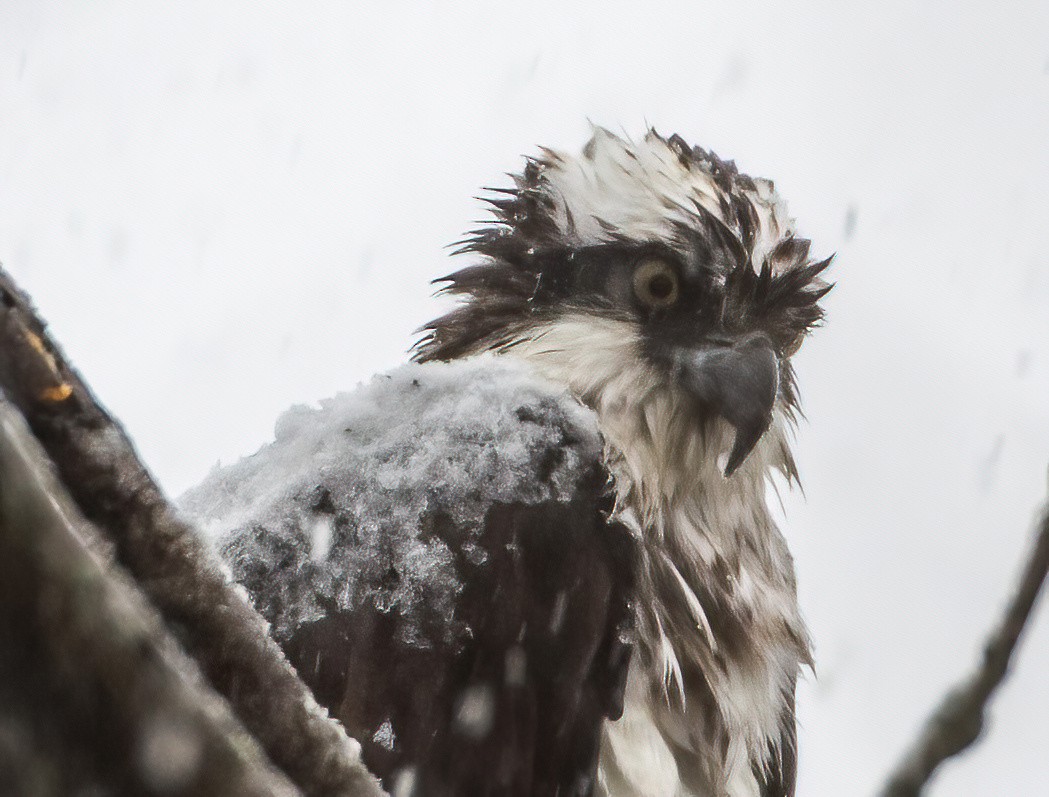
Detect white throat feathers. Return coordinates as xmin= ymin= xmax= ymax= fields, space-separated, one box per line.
xmin=509 ymin=315 xmax=811 ymax=796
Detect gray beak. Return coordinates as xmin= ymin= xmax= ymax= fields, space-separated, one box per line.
xmin=676 ymin=333 xmax=779 ymax=477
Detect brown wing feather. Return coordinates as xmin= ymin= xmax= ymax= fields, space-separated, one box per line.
xmin=283 ymin=495 xmax=635 ymax=796
xmin=759 ymin=683 xmax=798 ymax=797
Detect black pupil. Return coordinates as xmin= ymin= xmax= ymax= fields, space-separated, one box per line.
xmin=648 ymin=273 xmax=674 ymax=300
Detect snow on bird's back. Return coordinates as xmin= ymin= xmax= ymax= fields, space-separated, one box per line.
xmin=178 ymin=356 xmax=603 ymax=645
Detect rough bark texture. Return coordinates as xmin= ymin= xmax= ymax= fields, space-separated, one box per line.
xmin=0 ymin=395 xmax=300 ymax=797
xmin=0 ymin=265 xmax=384 ymax=797
xmin=881 ymin=499 xmax=1049 ymax=796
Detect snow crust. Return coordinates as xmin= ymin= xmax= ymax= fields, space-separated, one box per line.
xmin=179 ymin=356 xmax=603 ymax=646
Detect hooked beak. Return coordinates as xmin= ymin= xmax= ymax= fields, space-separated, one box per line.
xmin=675 ymin=333 xmax=779 ymax=477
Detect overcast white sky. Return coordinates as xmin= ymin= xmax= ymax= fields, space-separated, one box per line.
xmin=2 ymin=2 xmax=1048 ymax=794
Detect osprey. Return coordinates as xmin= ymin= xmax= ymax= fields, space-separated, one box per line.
xmin=184 ymin=128 xmax=829 ymax=797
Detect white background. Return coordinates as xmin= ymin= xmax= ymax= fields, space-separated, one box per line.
xmin=2 ymin=2 xmax=1047 ymax=794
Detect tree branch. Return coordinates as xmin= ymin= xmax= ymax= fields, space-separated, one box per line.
xmin=0 ymin=265 xmax=385 ymax=797
xmin=0 ymin=394 xmax=300 ymax=796
xmin=880 ymin=495 xmax=1049 ymax=796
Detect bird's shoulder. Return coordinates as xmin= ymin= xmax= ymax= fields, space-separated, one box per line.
xmin=181 ymin=357 xmax=638 ymax=796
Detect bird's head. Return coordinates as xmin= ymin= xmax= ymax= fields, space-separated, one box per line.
xmin=414 ymin=128 xmax=831 ymax=478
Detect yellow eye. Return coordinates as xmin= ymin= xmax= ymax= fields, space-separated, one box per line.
xmin=633 ymin=258 xmax=680 ymax=309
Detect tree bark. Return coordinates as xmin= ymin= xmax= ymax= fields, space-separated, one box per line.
xmin=0 ymin=266 xmax=384 ymax=797
xmin=0 ymin=394 xmax=300 ymax=796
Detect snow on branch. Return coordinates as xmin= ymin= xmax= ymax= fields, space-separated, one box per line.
xmin=0 ymin=265 xmax=384 ymax=797
xmin=880 ymin=494 xmax=1049 ymax=796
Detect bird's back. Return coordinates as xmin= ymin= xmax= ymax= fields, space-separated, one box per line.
xmin=180 ymin=357 xmax=637 ymax=796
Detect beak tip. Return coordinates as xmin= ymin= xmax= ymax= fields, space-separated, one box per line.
xmin=722 ymin=452 xmax=744 ymax=478
xmin=723 ymin=422 xmax=769 ymax=478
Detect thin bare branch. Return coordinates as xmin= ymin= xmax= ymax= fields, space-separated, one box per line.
xmin=880 ymin=495 xmax=1049 ymax=796
xmin=0 ymin=265 xmax=385 ymax=797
